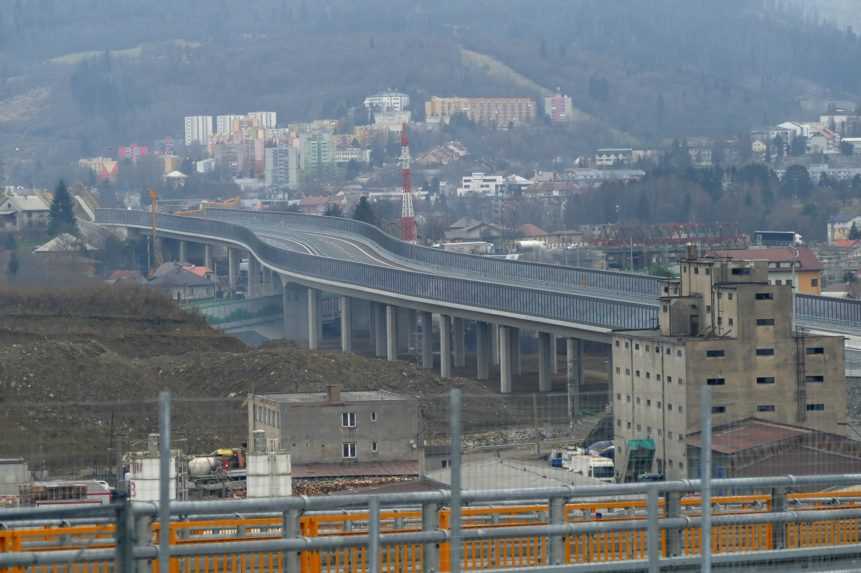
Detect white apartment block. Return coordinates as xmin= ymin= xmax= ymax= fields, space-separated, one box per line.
xmin=364 ymin=91 xmax=410 ymax=112
xmin=456 ymin=173 xmax=504 ymax=196
xmin=184 ymin=115 xmax=213 ymax=146
xmin=248 ymin=111 xmax=277 ymax=129
xmin=216 ymin=115 xmax=244 ymax=135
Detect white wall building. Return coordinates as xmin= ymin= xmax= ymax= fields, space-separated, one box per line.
xmin=184 ymin=115 xmax=213 ymax=146
xmin=216 ymin=114 xmax=244 ymax=135
xmin=248 ymin=111 xmax=277 ymax=129
xmin=456 ymin=173 xmax=505 ymax=196
xmin=364 ymin=91 xmax=410 ymax=112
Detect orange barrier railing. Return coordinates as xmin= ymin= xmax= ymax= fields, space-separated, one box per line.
xmin=4 ymin=492 xmax=861 ymax=572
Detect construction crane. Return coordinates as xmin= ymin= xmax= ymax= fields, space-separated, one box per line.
xmin=399 ymin=124 xmax=417 ymax=243
xmin=149 ymin=189 xmax=162 ymax=273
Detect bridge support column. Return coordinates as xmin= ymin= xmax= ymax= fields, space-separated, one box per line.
xmin=203 ymin=244 xmax=213 ymax=270
xmin=491 ymin=325 xmax=499 ymax=366
xmin=499 ymin=326 xmax=513 ymax=394
xmin=511 ymin=327 xmax=521 ymax=375
xmin=439 ymin=315 xmax=452 ymax=379
xmin=551 ymin=334 xmax=559 ymax=375
xmin=228 ymin=248 xmax=239 ymax=290
xmin=567 ymin=339 xmax=583 ymax=427
xmin=281 ymin=280 xmax=309 ymax=343
xmin=307 ymin=289 xmax=320 ymax=350
xmin=386 ymin=305 xmax=398 ymax=361
xmin=178 ymin=240 xmax=188 ymax=263
xmin=453 ymin=317 xmax=466 ymax=369
xmin=373 ymin=304 xmax=386 ymax=358
xmin=247 ymin=257 xmax=260 ymax=298
xmin=476 ymin=322 xmax=491 ymax=381
xmin=419 ymin=312 xmax=433 ymax=370
xmin=397 ymin=308 xmax=412 ymax=354
xmin=340 ymin=296 xmax=352 ymax=353
xmin=538 ymin=333 xmax=553 ymax=393
xmin=261 ymin=267 xmax=272 ymax=295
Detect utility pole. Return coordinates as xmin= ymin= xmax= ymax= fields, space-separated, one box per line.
xmin=149 ymin=189 xmax=162 ymax=273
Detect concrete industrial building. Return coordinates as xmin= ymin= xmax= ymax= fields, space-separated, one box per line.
xmin=248 ymin=386 xmax=421 ymax=471
xmin=710 ymin=247 xmax=824 ymax=295
xmin=184 ymin=115 xmax=213 ymax=146
xmin=612 ymin=252 xmax=847 ymax=482
xmin=425 ymin=97 xmax=536 ymax=127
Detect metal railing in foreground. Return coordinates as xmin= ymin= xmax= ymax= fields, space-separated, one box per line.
xmin=3 ymin=474 xmax=861 ymax=572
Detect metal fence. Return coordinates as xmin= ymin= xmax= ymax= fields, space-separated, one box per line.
xmin=4 ymin=391 xmax=861 ymax=572
xmin=96 ymin=209 xmax=658 ymax=331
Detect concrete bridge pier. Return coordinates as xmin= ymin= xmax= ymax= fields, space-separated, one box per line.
xmin=386 ymin=305 xmax=398 ymax=361
xmin=178 ymin=240 xmax=188 ymax=263
xmin=228 ymin=248 xmax=239 ymax=289
xmin=247 ymin=257 xmax=260 ymax=298
xmin=439 ymin=315 xmax=452 ymax=378
xmin=567 ymin=338 xmax=583 ymax=421
xmin=419 ymin=311 xmax=433 ymax=370
xmin=551 ymin=334 xmax=559 ymax=375
xmin=511 ymin=327 xmax=522 ymax=375
xmin=307 ymin=288 xmax=321 ymax=350
xmin=538 ymin=332 xmax=553 ymax=392
xmin=476 ymin=321 xmax=491 ymax=380
xmin=453 ymin=317 xmax=466 ymax=369
xmin=499 ymin=326 xmax=514 ymax=393
xmin=397 ymin=308 xmax=413 ymax=354
xmin=491 ymin=325 xmax=499 ymax=366
xmin=373 ymin=303 xmax=386 ymax=358
xmin=340 ymin=296 xmax=352 ymax=353
xmin=204 ymin=244 xmax=213 ymax=270
xmin=281 ymin=280 xmax=310 ymax=344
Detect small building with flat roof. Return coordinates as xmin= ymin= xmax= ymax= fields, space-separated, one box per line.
xmin=248 ymin=385 xmax=422 ymax=473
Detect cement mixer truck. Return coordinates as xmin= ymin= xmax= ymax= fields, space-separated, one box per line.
xmin=187 ymin=448 xmax=247 ymax=498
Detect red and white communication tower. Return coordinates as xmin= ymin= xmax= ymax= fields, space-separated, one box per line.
xmin=399 ymin=123 xmax=417 ymax=243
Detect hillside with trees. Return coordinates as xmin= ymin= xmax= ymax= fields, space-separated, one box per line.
xmin=1 ymin=0 xmax=860 ymax=169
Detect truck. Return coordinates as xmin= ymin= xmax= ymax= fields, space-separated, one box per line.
xmin=561 ymin=447 xmax=615 ymax=483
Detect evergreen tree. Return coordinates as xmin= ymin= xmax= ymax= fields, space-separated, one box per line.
xmin=323 ymin=203 xmax=343 ymax=217
xmin=850 ymin=223 xmax=861 ymax=241
xmin=48 ymin=180 xmax=77 ymax=236
xmin=352 ymin=196 xmax=378 ymax=227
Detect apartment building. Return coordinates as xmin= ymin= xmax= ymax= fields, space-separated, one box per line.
xmin=363 ymin=91 xmax=410 ymax=112
xmin=184 ymin=115 xmax=213 ymax=146
xmin=425 ymin=97 xmax=536 ymax=127
xmin=612 ymin=251 xmax=846 ymax=482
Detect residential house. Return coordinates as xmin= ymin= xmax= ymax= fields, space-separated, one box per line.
xmin=595 ymin=148 xmax=633 ymax=168
xmin=33 ymin=233 xmax=101 ymax=276
xmin=827 ymin=214 xmax=861 ymax=244
xmin=149 ymin=262 xmax=216 ymax=302
xmin=456 ymin=173 xmax=504 ymax=196
xmin=0 ymin=194 xmax=50 ymax=231
xmin=709 ymin=247 xmax=824 ymax=295
xmin=444 ymin=218 xmax=504 ymax=242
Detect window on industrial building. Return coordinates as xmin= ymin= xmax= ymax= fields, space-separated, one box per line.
xmin=755 ymin=293 xmax=774 ymax=300
xmin=342 ymin=442 xmax=356 ymax=458
xmin=655 ymin=346 xmax=661 ymax=353
xmin=626 ymin=368 xmax=631 ymax=375
xmin=679 ymin=378 xmax=684 ymax=385
xmin=731 ymin=268 xmax=751 ymax=276
xmin=694 ymin=267 xmax=699 ymax=274
xmin=679 ymin=405 xmax=684 ymax=413
xmin=625 ymin=341 xmax=629 ymax=348
xmin=729 ymin=318 xmax=734 ymax=327
xmin=647 ymin=399 xmax=651 ymax=406
xmin=657 ymin=374 xmax=662 ymax=381
xmin=637 ymin=424 xmax=642 ymax=432
xmin=657 ymin=401 xmax=662 ymax=408
xmin=615 ymin=340 xmax=620 ymax=347
xmin=806 ymin=404 xmax=825 ymax=412
xmin=616 ymin=367 xmax=621 ymax=374
xmin=341 ymin=412 xmax=357 ymax=428
xmin=705 ymin=268 xmax=711 ymax=275
xmin=679 ymin=462 xmax=685 ymax=470
xmin=616 ymin=393 xmax=621 ymax=400
xmin=806 ymin=375 xmax=824 ymax=384
xmin=371 ymin=411 xmax=377 ymax=422
xmin=663 ymin=304 xmax=668 ymax=313
xmin=666 ymin=348 xmax=671 ymax=355
xmin=627 ymin=395 xmax=631 ymax=402
xmin=757 ymin=405 xmax=775 ymax=412
xmin=756 ymin=377 xmax=775 ymax=385
xmin=712 ymin=406 xmax=726 ymax=414
xmin=787 ymin=280 xmax=794 ymax=287
xmin=668 ymin=431 xmax=673 ymax=439
xmin=627 ymin=422 xmax=631 ymax=429
xmin=728 ymin=293 xmax=734 ymax=300
xmin=677 ymin=350 xmax=683 ymax=357
xmin=806 ymin=347 xmax=825 ymax=355
xmin=706 ymin=378 xmax=725 ymax=386
xmin=667 ymin=376 xmax=673 ymax=383
xmin=635 ymin=344 xmax=640 ymax=350
xmin=706 ymin=350 xmax=725 ymax=358
xmin=756 ymin=318 xmax=775 ymax=326
xmin=756 ymin=348 xmax=775 ymax=356
xmin=706 ymin=305 xmax=711 ymax=313
xmin=668 ymin=403 xmax=673 ymax=411
xmin=679 ymin=434 xmax=684 ymax=441
xmin=371 ymin=441 xmax=378 ymax=452
xmin=645 ymin=345 xmax=650 ymax=352
xmin=636 ymin=397 xmax=641 ymax=404
xmin=647 ymin=426 xmax=652 ymax=434
xmin=811 ymin=278 xmax=819 ymax=287
xmin=636 ymin=370 xmax=641 ymax=377
xmin=646 ymin=372 xmax=651 ymax=379
xmin=617 ymin=419 xmax=622 ymax=427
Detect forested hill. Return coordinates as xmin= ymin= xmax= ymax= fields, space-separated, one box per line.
xmin=1 ymin=0 xmax=860 ymax=160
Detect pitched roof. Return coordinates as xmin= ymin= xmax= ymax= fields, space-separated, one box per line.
xmin=34 ymin=233 xmax=98 ymax=253
xmin=2 ymin=195 xmax=49 ymax=212
xmin=687 ymin=419 xmax=812 ymax=454
xmin=149 ymin=262 xmax=214 ymax=287
xmin=517 ymin=223 xmax=546 ymax=237
xmin=709 ymin=246 xmax=823 ymax=272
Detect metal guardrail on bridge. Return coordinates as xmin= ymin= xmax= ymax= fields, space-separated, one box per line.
xmin=97 ymin=209 xmax=658 ymax=331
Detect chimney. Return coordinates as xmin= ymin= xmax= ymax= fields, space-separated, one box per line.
xmin=327 ymin=384 xmax=342 ymax=403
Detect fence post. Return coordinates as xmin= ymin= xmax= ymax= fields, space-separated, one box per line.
xmin=135 ymin=513 xmax=153 ymax=573
xmin=665 ymin=491 xmax=682 ymax=557
xmin=646 ymin=487 xmax=659 ymax=573
xmin=114 ymin=491 xmax=134 ymax=573
xmin=449 ymin=388 xmax=463 ymax=573
xmin=283 ymin=508 xmax=302 ymax=573
xmin=368 ymin=497 xmax=381 ymax=573
xmin=771 ymin=487 xmax=787 ymax=549
xmin=548 ymin=496 xmax=565 ymax=565
xmin=422 ymin=502 xmax=440 ymax=573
